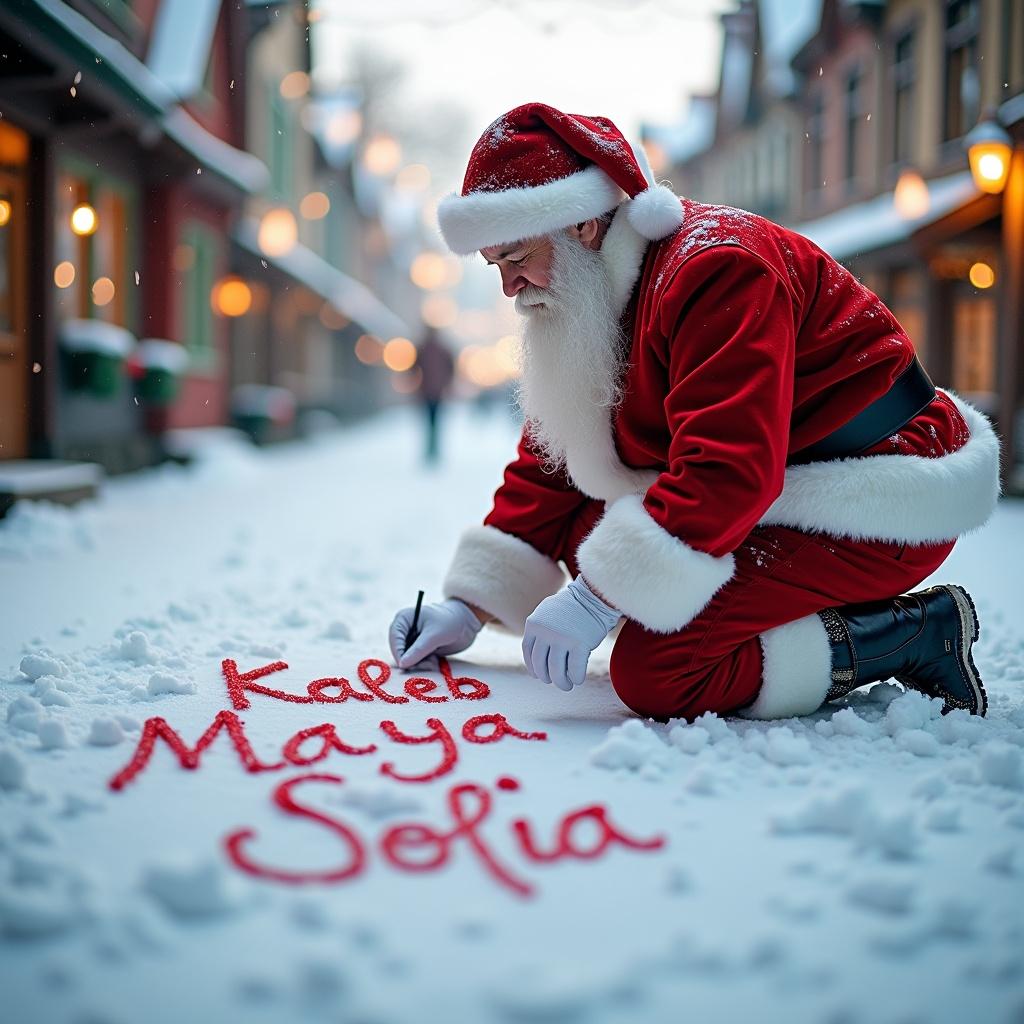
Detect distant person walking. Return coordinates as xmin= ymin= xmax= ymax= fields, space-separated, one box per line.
xmin=416 ymin=327 xmax=455 ymax=464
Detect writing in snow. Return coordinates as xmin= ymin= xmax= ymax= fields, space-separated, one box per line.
xmin=107 ymin=655 xmax=667 ymax=897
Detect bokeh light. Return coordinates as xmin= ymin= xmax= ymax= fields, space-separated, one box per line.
xmin=299 ymin=191 xmax=331 ymax=220
xmin=258 ymin=208 xmax=298 ymax=257
xmin=211 ymin=276 xmax=253 ymax=317
xmin=969 ymin=262 xmax=995 ymax=289
xmin=71 ymin=202 xmax=98 ymax=236
xmin=355 ymin=334 xmax=384 ymax=365
xmin=91 ymin=276 xmax=115 ymax=306
xmin=280 ymin=71 xmax=310 ymax=99
xmin=54 ymin=261 xmax=76 ymax=288
xmin=382 ymin=337 xmax=417 ymax=372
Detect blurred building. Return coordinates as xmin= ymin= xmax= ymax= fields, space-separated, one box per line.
xmin=0 ymin=0 xmax=406 ymax=482
xmin=652 ymin=0 xmax=1024 ymax=488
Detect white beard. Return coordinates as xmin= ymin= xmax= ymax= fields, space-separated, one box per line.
xmin=514 ymin=231 xmax=627 ymax=474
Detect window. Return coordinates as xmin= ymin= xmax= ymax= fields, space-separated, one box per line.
xmin=892 ymin=29 xmax=916 ymax=165
xmin=54 ymin=162 xmax=137 ymax=329
xmin=952 ymin=291 xmax=996 ymax=396
xmin=943 ymin=0 xmax=981 ymax=141
xmin=844 ymin=68 xmax=863 ymax=187
xmin=180 ymin=221 xmax=218 ymax=373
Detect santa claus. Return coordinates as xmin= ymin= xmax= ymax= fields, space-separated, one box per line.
xmin=388 ymin=102 xmax=1000 ymax=721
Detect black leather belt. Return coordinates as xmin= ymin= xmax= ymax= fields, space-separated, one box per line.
xmin=794 ymin=358 xmax=936 ymax=463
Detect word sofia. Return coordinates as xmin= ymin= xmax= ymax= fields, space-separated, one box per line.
xmin=227 ymin=773 xmax=666 ymax=898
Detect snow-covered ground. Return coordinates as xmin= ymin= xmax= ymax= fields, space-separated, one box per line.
xmin=1 ymin=404 xmax=1022 ymax=1024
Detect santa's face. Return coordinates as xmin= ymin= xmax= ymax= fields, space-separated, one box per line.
xmin=480 ymin=237 xmax=554 ymax=301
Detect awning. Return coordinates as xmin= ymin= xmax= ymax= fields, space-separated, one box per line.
xmin=234 ymin=219 xmax=409 ymax=341
xmin=790 ymin=171 xmax=980 ymax=262
xmin=11 ymin=0 xmax=172 ymax=118
xmin=9 ymin=0 xmax=268 ymax=196
xmin=163 ymin=108 xmax=270 ymax=195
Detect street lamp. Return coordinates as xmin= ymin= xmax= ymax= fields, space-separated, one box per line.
xmin=964 ymin=114 xmax=1012 ymax=194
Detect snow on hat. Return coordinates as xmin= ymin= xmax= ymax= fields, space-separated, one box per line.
xmin=437 ymin=102 xmax=684 ymax=255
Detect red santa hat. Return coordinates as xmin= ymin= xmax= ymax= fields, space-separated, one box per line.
xmin=437 ymin=102 xmax=684 ymax=255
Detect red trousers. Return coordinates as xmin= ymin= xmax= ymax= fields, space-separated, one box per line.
xmin=559 ymin=501 xmax=955 ymax=721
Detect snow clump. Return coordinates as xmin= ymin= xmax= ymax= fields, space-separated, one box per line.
xmin=589 ymin=719 xmax=674 ymax=774
xmin=146 ymin=673 xmax=196 ymax=697
xmin=19 ymin=652 xmax=67 ymax=681
xmin=141 ymin=858 xmax=243 ymax=919
xmin=0 ymin=747 xmax=27 ymax=790
xmin=117 ymin=630 xmax=155 ymax=663
xmin=87 ymin=717 xmax=125 ymax=746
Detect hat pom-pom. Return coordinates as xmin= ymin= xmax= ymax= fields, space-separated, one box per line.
xmin=627 ymin=184 xmax=683 ymax=240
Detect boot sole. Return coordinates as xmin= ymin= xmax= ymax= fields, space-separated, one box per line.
xmin=898 ymin=584 xmax=987 ymax=717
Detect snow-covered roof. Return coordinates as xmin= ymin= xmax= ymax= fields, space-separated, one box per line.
xmin=163 ymin=107 xmax=270 ymax=195
xmin=21 ymin=0 xmax=266 ymax=197
xmin=793 ymin=171 xmax=979 ymax=262
xmin=234 ymin=219 xmax=409 ymax=341
xmin=26 ymin=0 xmax=174 ymax=115
xmin=759 ymin=0 xmax=822 ymax=98
xmin=146 ymin=0 xmax=222 ymax=102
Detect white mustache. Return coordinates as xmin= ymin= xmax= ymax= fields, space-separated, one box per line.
xmin=514 ymin=287 xmax=549 ymax=315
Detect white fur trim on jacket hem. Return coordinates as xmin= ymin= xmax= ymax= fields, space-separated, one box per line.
xmin=758 ymin=393 xmax=1000 ymax=543
xmin=575 ymin=495 xmax=735 ymax=634
xmin=437 ymin=166 xmax=625 ymax=255
xmin=442 ymin=525 xmax=567 ymax=634
xmin=738 ymin=613 xmax=833 ymax=720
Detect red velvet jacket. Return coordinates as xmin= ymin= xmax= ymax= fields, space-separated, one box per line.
xmin=443 ymin=200 xmax=999 ymax=635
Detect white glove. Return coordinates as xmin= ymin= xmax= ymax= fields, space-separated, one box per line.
xmin=389 ymin=598 xmax=484 ymax=671
xmin=522 ymin=576 xmax=621 ymax=692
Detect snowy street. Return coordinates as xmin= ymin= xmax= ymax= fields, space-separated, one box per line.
xmin=1 ymin=405 xmax=1023 ymax=1024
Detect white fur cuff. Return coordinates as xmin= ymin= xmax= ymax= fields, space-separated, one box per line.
xmin=575 ymin=495 xmax=735 ymax=634
xmin=739 ymin=613 xmax=832 ymax=720
xmin=442 ymin=525 xmax=568 ymax=634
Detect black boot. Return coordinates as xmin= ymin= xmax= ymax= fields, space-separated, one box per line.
xmin=818 ymin=584 xmax=986 ymax=716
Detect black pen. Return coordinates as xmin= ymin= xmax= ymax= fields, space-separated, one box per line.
xmin=405 ymin=589 xmax=425 ymax=651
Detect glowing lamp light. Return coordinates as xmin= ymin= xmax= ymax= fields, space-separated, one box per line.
xmin=395 ymin=163 xmax=431 ymax=193
xmin=421 ymin=294 xmax=458 ymax=329
xmin=382 ymin=337 xmax=417 ymax=372
xmin=91 ymin=276 xmax=115 ymax=307
xmin=0 ymin=199 xmax=11 ymax=227
xmin=409 ymin=252 xmax=448 ymax=290
xmin=893 ymin=169 xmax=930 ymax=220
xmin=279 ymin=71 xmax=310 ymax=100
xmin=53 ymin=261 xmax=76 ymax=289
xmin=964 ymin=117 xmax=1012 ymax=194
xmin=299 ymin=191 xmax=330 ymax=220
xmin=211 ymin=276 xmax=253 ymax=317
xmin=363 ymin=135 xmax=402 ymax=176
xmin=257 ymin=208 xmax=298 ymax=257
xmin=354 ymin=334 xmax=383 ymax=365
xmin=968 ymin=261 xmax=995 ymax=289
xmin=71 ymin=202 xmax=98 ymax=236
xmin=325 ymin=109 xmax=362 ymax=147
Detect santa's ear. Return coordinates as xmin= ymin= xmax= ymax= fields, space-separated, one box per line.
xmin=572 ymin=217 xmax=604 ymax=250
